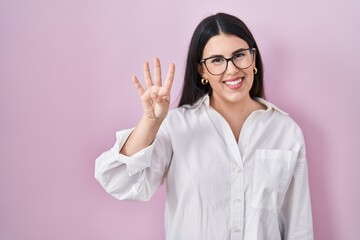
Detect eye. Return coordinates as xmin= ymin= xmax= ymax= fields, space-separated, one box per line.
xmin=209 ymin=57 xmax=225 ymax=64
xmin=233 ymin=52 xmax=246 ymax=60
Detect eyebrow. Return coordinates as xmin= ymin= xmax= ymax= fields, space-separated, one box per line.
xmin=205 ymin=48 xmax=248 ymax=58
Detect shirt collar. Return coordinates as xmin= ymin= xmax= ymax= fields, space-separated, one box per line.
xmin=255 ymin=97 xmax=289 ymax=115
xmin=182 ymin=94 xmax=288 ymax=115
xmin=182 ymin=94 xmax=210 ymax=110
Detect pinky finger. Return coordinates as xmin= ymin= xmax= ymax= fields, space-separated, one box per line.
xmin=132 ymin=74 xmax=145 ymax=96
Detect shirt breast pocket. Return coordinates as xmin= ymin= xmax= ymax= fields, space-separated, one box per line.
xmin=251 ymin=149 xmax=298 ymax=212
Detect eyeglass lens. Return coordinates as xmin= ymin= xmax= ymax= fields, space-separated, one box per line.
xmin=204 ymin=49 xmax=254 ymax=75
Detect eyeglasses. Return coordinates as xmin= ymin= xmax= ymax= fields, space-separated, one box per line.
xmin=199 ymin=48 xmax=256 ymax=75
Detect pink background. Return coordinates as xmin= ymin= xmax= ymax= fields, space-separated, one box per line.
xmin=1 ymin=0 xmax=359 ymax=239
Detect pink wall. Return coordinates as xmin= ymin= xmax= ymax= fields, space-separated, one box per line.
xmin=1 ymin=0 xmax=359 ymax=239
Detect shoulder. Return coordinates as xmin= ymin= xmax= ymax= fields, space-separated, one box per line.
xmin=257 ymin=98 xmax=305 ymax=139
xmin=168 ymin=95 xmax=209 ymax=118
xmin=164 ymin=96 xmax=209 ymax=129
xmin=166 ymin=105 xmax=201 ymax=124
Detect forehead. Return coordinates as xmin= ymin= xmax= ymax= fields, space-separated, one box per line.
xmin=203 ymin=33 xmax=249 ymax=57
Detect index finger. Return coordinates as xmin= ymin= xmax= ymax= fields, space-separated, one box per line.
xmin=163 ymin=63 xmax=175 ymax=92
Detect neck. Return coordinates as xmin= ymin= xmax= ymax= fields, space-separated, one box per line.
xmin=209 ymin=94 xmax=264 ymax=142
xmin=210 ymin=95 xmax=255 ymax=118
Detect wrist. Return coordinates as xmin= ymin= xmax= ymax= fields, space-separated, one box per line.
xmin=141 ymin=113 xmax=164 ymax=127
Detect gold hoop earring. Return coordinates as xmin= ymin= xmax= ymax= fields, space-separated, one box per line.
xmin=254 ymin=67 xmax=258 ymax=74
xmin=201 ymin=78 xmax=209 ymax=85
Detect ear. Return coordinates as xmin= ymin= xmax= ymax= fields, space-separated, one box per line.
xmin=197 ymin=64 xmax=206 ymax=79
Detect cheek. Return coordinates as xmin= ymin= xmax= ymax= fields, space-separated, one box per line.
xmin=208 ymin=75 xmax=224 ymax=86
xmin=245 ymin=67 xmax=254 ymax=76
xmin=245 ymin=69 xmax=255 ymax=81
xmin=247 ymin=76 xmax=256 ymax=91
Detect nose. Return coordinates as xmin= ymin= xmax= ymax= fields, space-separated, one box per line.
xmin=226 ymin=60 xmax=239 ymax=74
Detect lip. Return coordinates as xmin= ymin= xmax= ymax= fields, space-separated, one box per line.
xmin=222 ymin=77 xmax=244 ymax=89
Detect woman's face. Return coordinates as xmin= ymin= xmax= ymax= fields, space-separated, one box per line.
xmin=199 ymin=33 xmax=256 ymax=106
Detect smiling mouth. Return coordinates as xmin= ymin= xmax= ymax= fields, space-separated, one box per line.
xmin=223 ymin=77 xmax=244 ymax=86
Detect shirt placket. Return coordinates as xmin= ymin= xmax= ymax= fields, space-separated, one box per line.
xmin=228 ymin=138 xmax=244 ymax=240
xmin=228 ymin=113 xmax=255 ymax=240
xmin=234 ymin=115 xmax=254 ymax=240
xmin=206 ymin=107 xmax=246 ymax=240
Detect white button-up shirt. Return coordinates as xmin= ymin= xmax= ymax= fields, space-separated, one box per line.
xmin=95 ymin=95 xmax=314 ymax=240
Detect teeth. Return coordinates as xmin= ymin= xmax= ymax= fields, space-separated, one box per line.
xmin=224 ymin=79 xmax=242 ymax=86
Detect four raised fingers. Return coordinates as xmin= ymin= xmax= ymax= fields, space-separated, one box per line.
xmin=133 ymin=58 xmax=175 ymax=98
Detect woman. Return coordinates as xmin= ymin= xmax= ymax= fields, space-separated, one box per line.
xmin=95 ymin=12 xmax=314 ymax=240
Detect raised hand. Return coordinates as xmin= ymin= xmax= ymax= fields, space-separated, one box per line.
xmin=132 ymin=57 xmax=175 ymax=121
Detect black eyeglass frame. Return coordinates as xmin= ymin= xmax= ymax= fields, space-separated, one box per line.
xmin=199 ymin=48 xmax=256 ymax=76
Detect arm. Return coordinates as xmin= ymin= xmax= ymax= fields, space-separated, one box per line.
xmin=279 ymin=139 xmax=314 ymax=240
xmin=95 ymin=123 xmax=172 ymax=201
xmin=121 ymin=58 xmax=175 ymax=156
xmin=95 ymin=58 xmax=175 ymax=201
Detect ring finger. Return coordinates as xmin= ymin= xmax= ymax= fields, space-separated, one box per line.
xmin=143 ymin=61 xmax=154 ymax=89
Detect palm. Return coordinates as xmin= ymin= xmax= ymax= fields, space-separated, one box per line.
xmin=132 ymin=58 xmax=175 ymax=121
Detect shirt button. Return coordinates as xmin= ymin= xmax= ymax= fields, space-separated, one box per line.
xmin=237 ymin=168 xmax=242 ymax=174
xmin=233 ymin=199 xmax=241 ymax=203
xmin=233 ymin=228 xmax=241 ymax=233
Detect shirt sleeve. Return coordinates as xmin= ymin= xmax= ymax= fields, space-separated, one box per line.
xmin=94 ymin=121 xmax=172 ymax=201
xmin=279 ymin=134 xmax=314 ymax=240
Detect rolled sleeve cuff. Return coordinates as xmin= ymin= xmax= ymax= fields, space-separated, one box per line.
xmin=112 ymin=128 xmax=155 ymax=177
